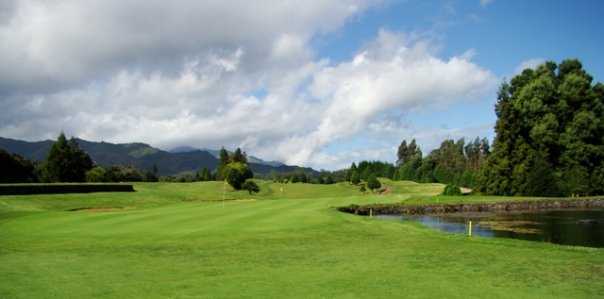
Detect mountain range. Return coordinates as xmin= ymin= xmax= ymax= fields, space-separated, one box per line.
xmin=0 ymin=137 xmax=315 ymax=176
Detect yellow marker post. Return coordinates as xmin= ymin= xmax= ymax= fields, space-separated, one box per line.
xmin=467 ymin=220 xmax=473 ymax=237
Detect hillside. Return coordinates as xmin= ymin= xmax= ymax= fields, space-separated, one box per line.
xmin=0 ymin=137 xmax=314 ymax=176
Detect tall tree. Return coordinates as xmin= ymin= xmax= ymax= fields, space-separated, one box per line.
xmin=232 ymin=148 xmax=247 ymax=163
xmin=346 ymin=162 xmax=357 ymax=181
xmin=396 ymin=139 xmax=422 ymax=165
xmin=217 ymin=147 xmax=230 ymax=180
xmin=480 ymin=59 xmax=604 ymax=196
xmin=0 ymin=149 xmax=37 ymax=183
xmin=42 ymin=133 xmax=93 ymax=182
xmin=396 ymin=140 xmax=408 ymax=165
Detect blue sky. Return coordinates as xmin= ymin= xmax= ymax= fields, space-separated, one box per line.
xmin=316 ymin=0 xmax=604 ymax=165
xmin=318 ymin=0 xmax=604 ymax=77
xmin=1 ymin=0 xmax=602 ymax=169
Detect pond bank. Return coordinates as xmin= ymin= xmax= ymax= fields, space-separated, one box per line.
xmin=338 ymin=197 xmax=604 ymax=216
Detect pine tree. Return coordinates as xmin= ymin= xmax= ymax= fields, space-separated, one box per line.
xmin=396 ymin=140 xmax=408 ymax=165
xmin=217 ymin=147 xmax=230 ymax=180
xmin=42 ymin=133 xmax=93 ymax=182
xmin=232 ymin=148 xmax=247 ymax=163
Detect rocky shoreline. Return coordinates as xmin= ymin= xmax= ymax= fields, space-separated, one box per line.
xmin=337 ymin=198 xmax=604 ymax=216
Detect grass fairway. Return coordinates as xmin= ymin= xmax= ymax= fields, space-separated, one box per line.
xmin=0 ymin=180 xmax=603 ymax=298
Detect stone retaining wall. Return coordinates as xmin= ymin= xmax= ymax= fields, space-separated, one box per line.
xmin=338 ymin=198 xmax=604 ymax=216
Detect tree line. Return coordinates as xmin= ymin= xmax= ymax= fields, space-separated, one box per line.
xmin=1 ymin=133 xmax=163 ymax=183
xmin=394 ymin=137 xmax=490 ymax=188
xmin=390 ymin=59 xmax=604 ymax=197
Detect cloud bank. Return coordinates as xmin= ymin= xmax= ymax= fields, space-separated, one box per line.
xmin=0 ymin=1 xmax=496 ymax=169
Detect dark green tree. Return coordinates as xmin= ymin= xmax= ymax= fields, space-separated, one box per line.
xmin=350 ymin=171 xmax=360 ymax=185
xmin=42 ymin=133 xmax=93 ymax=182
xmin=224 ymin=162 xmax=253 ymax=190
xmin=366 ymin=174 xmax=381 ymax=191
xmin=231 ymin=148 xmax=247 ymax=163
xmin=397 ymin=139 xmax=422 ymax=165
xmin=396 ymin=140 xmax=408 ymax=166
xmin=398 ymin=156 xmax=422 ymax=181
xmin=217 ymin=147 xmax=230 ymax=180
xmin=0 ymin=149 xmax=37 ymax=183
xmin=346 ymin=162 xmax=357 ymax=181
xmin=480 ymin=59 xmax=604 ymax=196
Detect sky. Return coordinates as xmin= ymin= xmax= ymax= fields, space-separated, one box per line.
xmin=1 ymin=0 xmax=603 ymax=170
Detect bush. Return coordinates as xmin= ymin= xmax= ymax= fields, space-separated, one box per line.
xmin=242 ymin=180 xmax=260 ymax=194
xmin=442 ymin=184 xmax=462 ymax=196
xmin=225 ymin=162 xmax=253 ymax=190
xmin=105 ymin=165 xmax=145 ymax=182
xmin=367 ymin=174 xmax=381 ymax=191
xmin=86 ymin=166 xmax=107 ymax=182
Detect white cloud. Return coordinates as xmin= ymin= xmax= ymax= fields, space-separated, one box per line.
xmin=0 ymin=2 xmax=497 ymax=170
xmin=0 ymin=0 xmax=374 ymax=93
xmin=276 ymin=30 xmax=495 ymax=165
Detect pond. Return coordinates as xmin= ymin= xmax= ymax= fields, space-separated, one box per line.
xmin=377 ymin=209 xmax=604 ymax=247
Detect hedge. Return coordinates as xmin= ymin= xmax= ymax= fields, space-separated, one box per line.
xmin=0 ymin=183 xmax=135 ymax=195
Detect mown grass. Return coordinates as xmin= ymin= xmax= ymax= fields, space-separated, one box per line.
xmin=0 ymin=180 xmax=603 ymax=298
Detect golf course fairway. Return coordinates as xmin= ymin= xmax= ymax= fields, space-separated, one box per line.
xmin=1 ymin=180 xmax=603 ymax=298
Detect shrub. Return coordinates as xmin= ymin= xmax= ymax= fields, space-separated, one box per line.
xmin=242 ymin=180 xmax=260 ymax=194
xmin=224 ymin=162 xmax=253 ymax=190
xmin=86 ymin=166 xmax=107 ymax=182
xmin=367 ymin=174 xmax=381 ymax=191
xmin=442 ymin=184 xmax=462 ymax=196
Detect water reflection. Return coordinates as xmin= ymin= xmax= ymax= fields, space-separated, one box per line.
xmin=377 ymin=209 xmax=604 ymax=247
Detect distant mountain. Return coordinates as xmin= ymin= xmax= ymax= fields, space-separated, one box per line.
xmin=0 ymin=137 xmax=313 ymax=176
xmin=169 ymin=146 xmax=199 ymax=153
xmin=173 ymin=146 xmax=285 ymax=167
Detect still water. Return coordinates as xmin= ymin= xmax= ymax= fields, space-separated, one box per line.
xmin=378 ymin=209 xmax=604 ymax=247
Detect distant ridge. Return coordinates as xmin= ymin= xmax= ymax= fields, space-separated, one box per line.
xmin=0 ymin=136 xmax=315 ymax=176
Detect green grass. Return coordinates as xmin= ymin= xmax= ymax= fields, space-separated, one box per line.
xmin=0 ymin=180 xmax=603 ymax=298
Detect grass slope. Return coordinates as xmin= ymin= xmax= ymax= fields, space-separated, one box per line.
xmin=0 ymin=180 xmax=603 ymax=298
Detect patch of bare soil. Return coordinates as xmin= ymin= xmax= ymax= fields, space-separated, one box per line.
xmin=379 ymin=187 xmax=392 ymax=195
